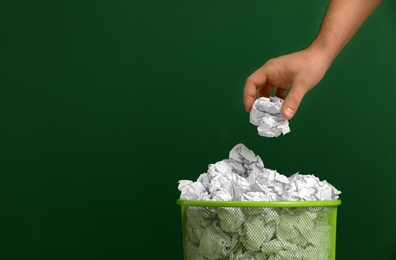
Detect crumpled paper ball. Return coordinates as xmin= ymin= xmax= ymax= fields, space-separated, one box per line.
xmin=250 ymin=96 xmax=290 ymax=138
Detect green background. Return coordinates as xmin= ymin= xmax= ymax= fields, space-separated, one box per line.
xmin=1 ymin=1 xmax=395 ymax=259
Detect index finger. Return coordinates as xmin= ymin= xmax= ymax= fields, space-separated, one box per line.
xmin=243 ymin=71 xmax=268 ymax=112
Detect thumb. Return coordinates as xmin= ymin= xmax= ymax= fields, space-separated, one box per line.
xmin=281 ymin=85 xmax=307 ymax=120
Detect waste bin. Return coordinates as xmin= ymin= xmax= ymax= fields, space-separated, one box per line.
xmin=177 ymin=199 xmax=341 ymax=260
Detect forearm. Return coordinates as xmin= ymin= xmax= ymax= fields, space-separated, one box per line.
xmin=308 ymin=0 xmax=382 ymax=67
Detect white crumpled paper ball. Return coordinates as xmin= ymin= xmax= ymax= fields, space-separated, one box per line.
xmin=250 ymin=96 xmax=290 ymax=138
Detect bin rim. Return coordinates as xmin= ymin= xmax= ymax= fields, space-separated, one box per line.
xmin=177 ymin=199 xmax=341 ymax=208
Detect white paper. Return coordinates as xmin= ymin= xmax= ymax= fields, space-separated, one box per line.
xmin=250 ymin=96 xmax=290 ymax=138
xmin=178 ymin=180 xmax=210 ymax=200
xmin=178 ymin=143 xmax=341 ymax=201
xmin=283 ymin=173 xmax=341 ymax=201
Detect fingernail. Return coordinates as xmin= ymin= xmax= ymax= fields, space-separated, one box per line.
xmin=284 ymin=107 xmax=294 ymax=118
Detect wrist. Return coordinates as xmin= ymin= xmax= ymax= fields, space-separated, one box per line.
xmin=304 ymin=42 xmax=336 ymax=71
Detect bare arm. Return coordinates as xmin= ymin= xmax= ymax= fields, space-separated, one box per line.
xmin=310 ymin=0 xmax=383 ymax=66
xmin=244 ymin=0 xmax=382 ymax=120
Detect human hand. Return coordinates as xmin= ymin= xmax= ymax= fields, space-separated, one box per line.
xmin=243 ymin=48 xmax=331 ymax=120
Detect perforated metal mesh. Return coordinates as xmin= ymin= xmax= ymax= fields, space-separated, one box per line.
xmin=181 ymin=206 xmax=338 ymax=260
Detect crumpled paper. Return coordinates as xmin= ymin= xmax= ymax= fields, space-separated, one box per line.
xmin=178 ymin=143 xmax=341 ymax=260
xmin=198 ymin=221 xmax=232 ymax=259
xmin=250 ymin=96 xmax=290 ymax=138
xmin=283 ymin=173 xmax=341 ymax=201
xmin=178 ymin=143 xmax=341 ymax=201
xmin=178 ymin=180 xmax=209 ymax=200
xmin=183 ymin=206 xmax=333 ymax=260
xmin=240 ymin=214 xmax=276 ymax=251
xmin=217 ymin=208 xmax=245 ymax=233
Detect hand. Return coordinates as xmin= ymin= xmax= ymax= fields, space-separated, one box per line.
xmin=243 ymin=48 xmax=331 ymax=120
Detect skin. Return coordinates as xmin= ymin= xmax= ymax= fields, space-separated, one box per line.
xmin=244 ymin=0 xmax=383 ymax=120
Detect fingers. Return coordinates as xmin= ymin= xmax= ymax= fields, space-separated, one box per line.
xmin=243 ymin=71 xmax=268 ymax=112
xmin=281 ymin=83 xmax=308 ymax=120
xmin=243 ymin=78 xmax=258 ymax=112
xmin=275 ymin=88 xmax=287 ymax=99
xmin=257 ymin=84 xmax=274 ymax=98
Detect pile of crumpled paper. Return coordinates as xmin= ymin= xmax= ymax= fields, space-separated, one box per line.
xmin=178 ymin=143 xmax=341 ymax=202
